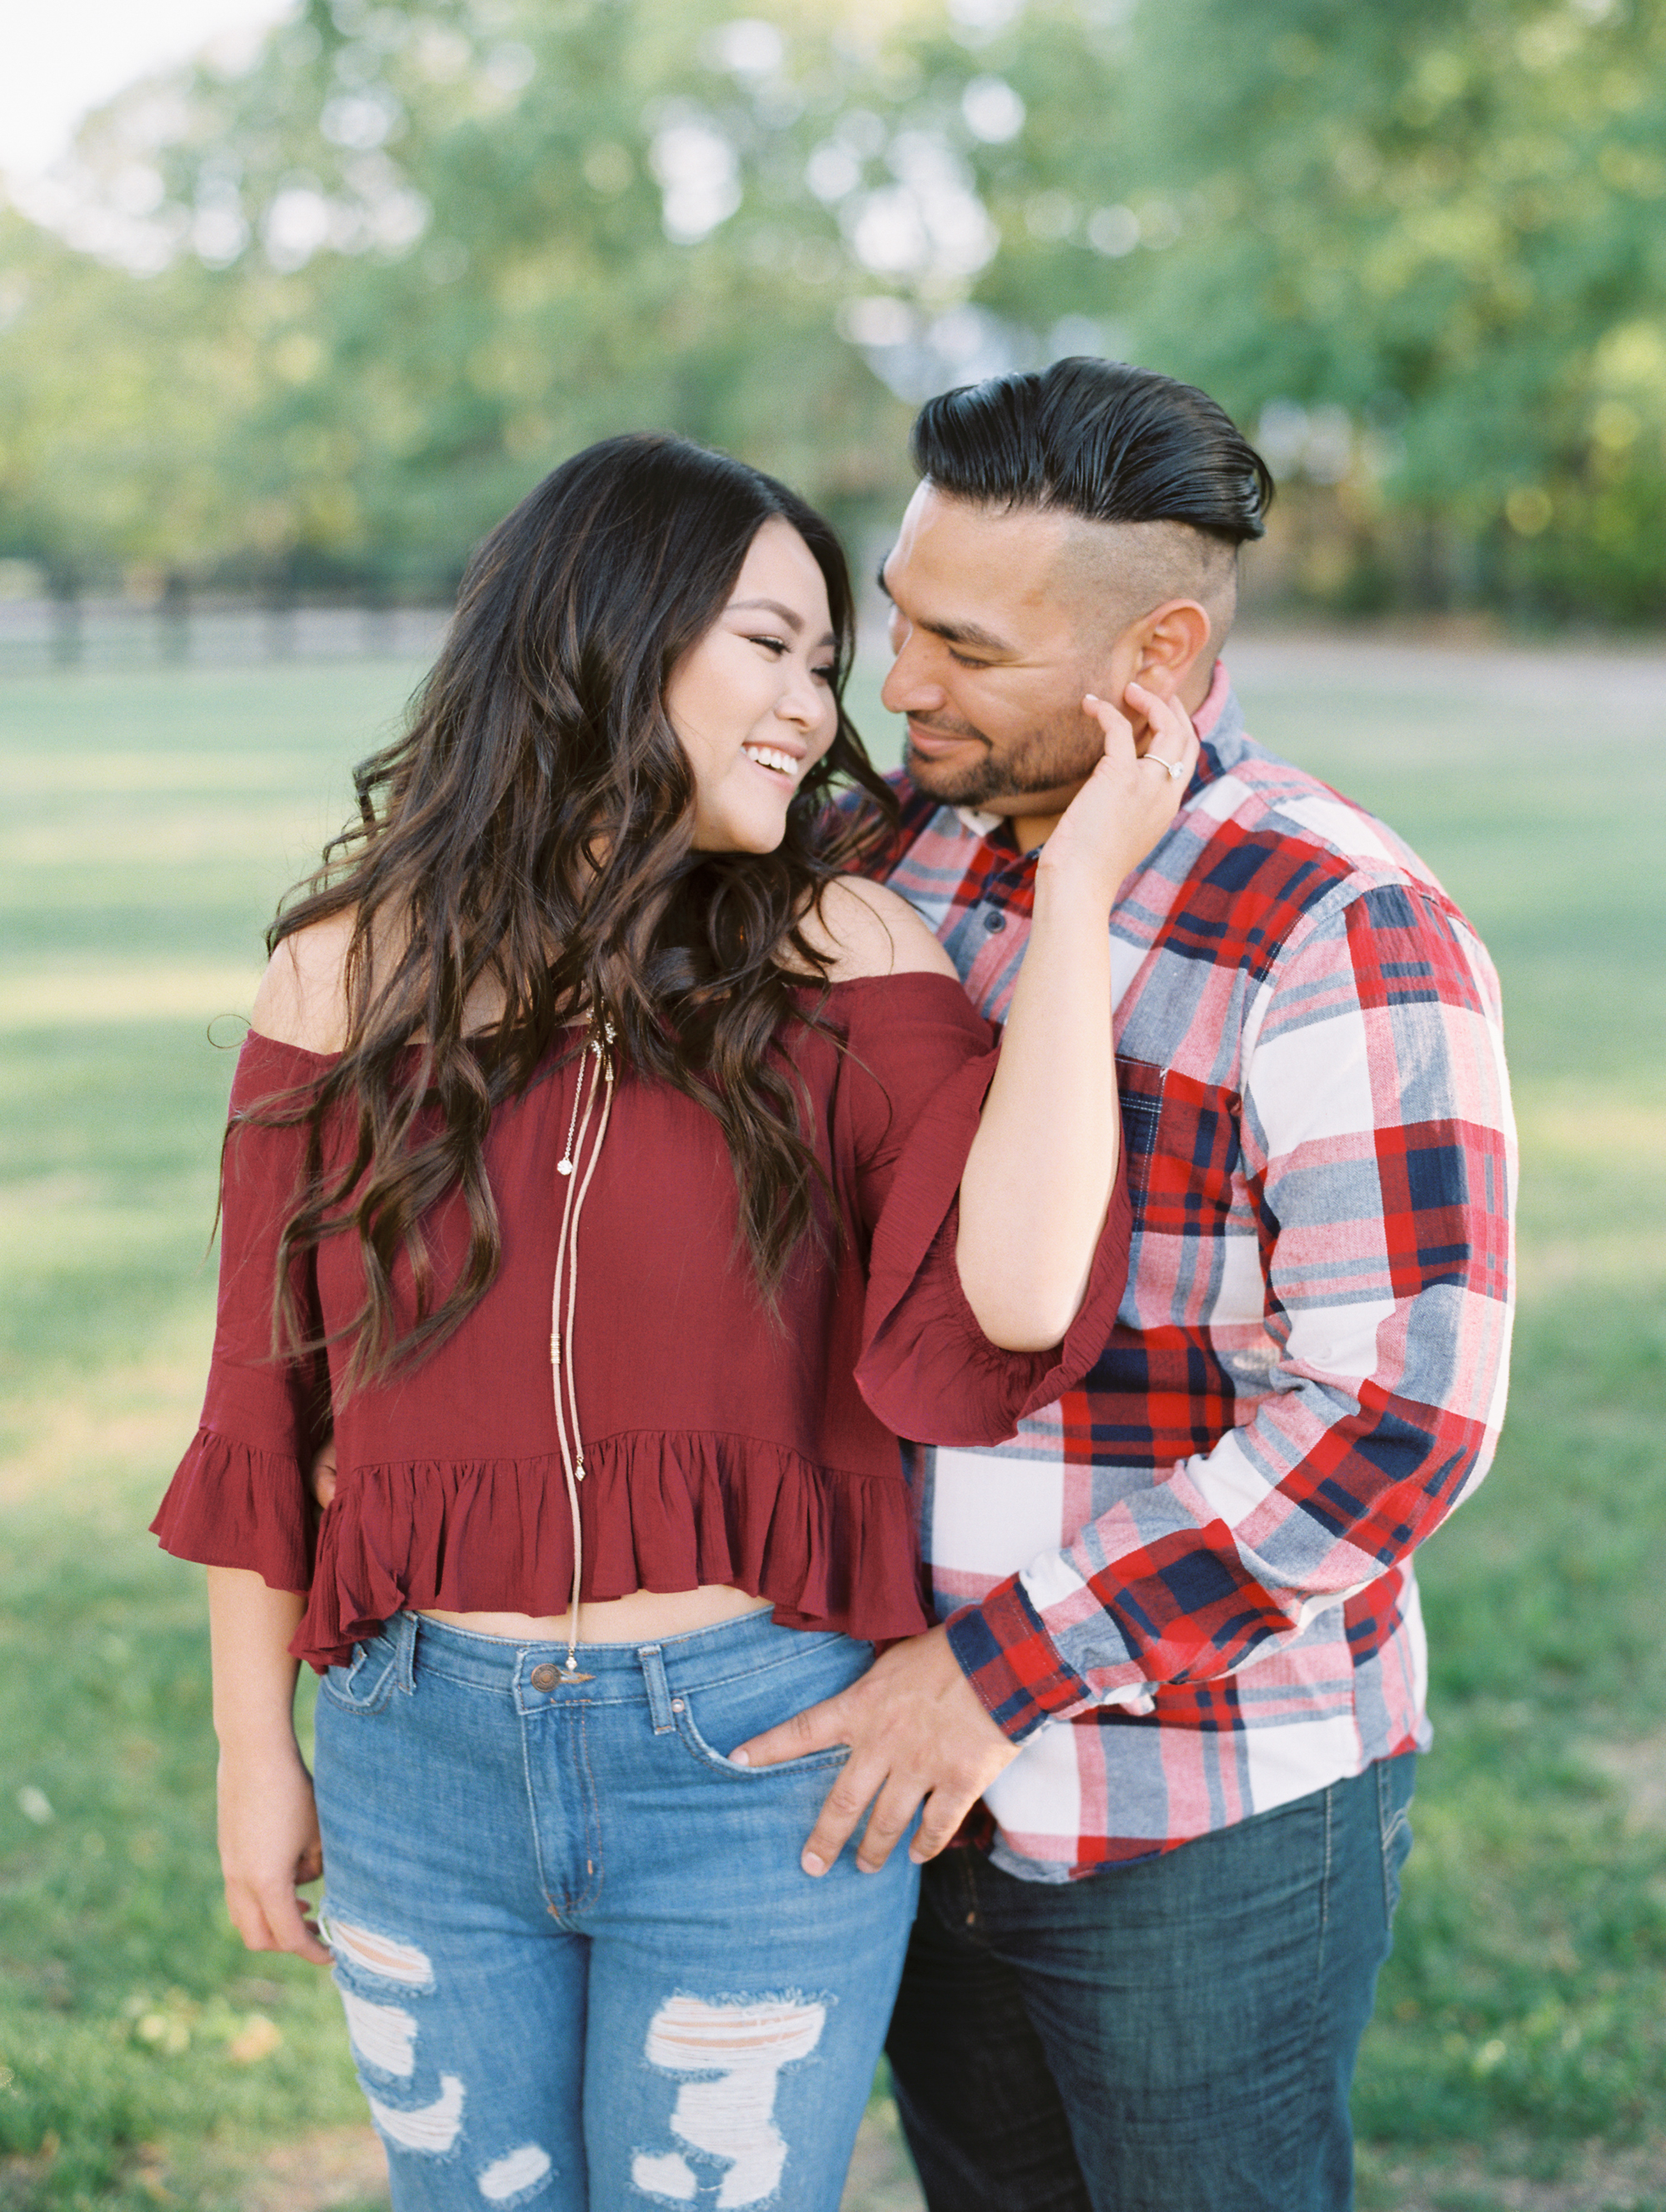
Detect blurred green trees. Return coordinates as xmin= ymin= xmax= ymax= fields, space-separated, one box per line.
xmin=0 ymin=0 xmax=1661 ymax=620
xmin=1125 ymin=0 xmax=1666 ymax=620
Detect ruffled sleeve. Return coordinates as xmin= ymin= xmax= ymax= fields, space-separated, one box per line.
xmin=839 ymin=974 xmax=1132 ymax=1447
xmin=151 ymin=1032 xmax=331 ymax=1594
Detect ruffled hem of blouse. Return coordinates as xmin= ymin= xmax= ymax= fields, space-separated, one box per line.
xmin=151 ymin=1427 xmax=316 ymax=1594
xmin=154 ymin=1426 xmax=930 ymax=1670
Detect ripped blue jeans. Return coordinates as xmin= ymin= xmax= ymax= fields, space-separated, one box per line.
xmin=312 ymin=1611 xmax=916 ymax=2212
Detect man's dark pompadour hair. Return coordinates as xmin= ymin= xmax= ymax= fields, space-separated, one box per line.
xmin=910 ymin=357 xmax=1274 ymax=546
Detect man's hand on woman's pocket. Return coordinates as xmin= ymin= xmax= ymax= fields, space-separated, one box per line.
xmin=729 ymin=1624 xmax=1017 ymax=1876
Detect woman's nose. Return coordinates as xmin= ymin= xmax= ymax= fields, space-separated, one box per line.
xmin=777 ymin=665 xmax=826 ymax=729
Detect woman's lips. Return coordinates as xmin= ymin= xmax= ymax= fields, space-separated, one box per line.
xmin=741 ymin=742 xmax=801 ymax=780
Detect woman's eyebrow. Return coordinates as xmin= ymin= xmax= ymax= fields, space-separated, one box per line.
xmin=729 ymin=597 xmax=803 ymax=630
xmin=729 ymin=598 xmax=836 ymax=650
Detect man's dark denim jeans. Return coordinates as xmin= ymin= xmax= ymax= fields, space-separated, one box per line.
xmin=886 ymin=1752 xmax=1415 ymax=2212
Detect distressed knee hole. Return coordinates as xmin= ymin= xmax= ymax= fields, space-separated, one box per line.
xmin=630 ymin=1995 xmax=827 ymax=2209
xmin=339 ymin=1987 xmax=417 ymax=2078
xmin=326 ymin=1916 xmax=435 ymax=1990
xmin=367 ymin=2073 xmax=466 ymax=2156
xmin=477 ymin=2145 xmax=552 ymax=2202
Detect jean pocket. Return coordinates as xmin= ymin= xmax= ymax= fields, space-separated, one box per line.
xmin=676 ymin=1697 xmax=852 ymax=1779
xmin=671 ymin=1636 xmax=870 ymax=1780
xmin=319 ymin=1632 xmax=399 ymax=1714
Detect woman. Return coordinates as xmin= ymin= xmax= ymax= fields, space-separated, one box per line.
xmin=153 ymin=433 xmax=1196 ymax=2210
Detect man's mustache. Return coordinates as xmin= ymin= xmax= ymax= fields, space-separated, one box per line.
xmin=905 ymin=720 xmax=989 ymax=746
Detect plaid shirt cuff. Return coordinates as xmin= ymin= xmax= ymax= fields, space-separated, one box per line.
xmin=945 ymin=1575 xmax=1092 ymax=1743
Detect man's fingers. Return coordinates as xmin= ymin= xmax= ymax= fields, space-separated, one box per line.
xmin=855 ymin=1776 xmax=929 ymax=1873
xmin=796 ymin=1759 xmax=888 ymax=1877
xmin=310 ymin=1437 xmax=337 ymax=1511
xmin=908 ymin=1784 xmax=978 ymax=1866
xmin=728 ymin=1691 xmax=850 ymax=1771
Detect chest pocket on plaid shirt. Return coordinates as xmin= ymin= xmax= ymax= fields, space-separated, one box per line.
xmin=1117 ymin=1055 xmax=1245 ymax=1235
xmin=1116 ymin=1056 xmax=1165 ymax=1200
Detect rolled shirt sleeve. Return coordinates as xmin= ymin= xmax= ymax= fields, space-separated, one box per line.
xmin=945 ymin=878 xmax=1516 ymax=1741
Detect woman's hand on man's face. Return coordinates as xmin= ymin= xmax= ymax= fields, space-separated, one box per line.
xmin=1038 ymin=681 xmax=1200 ymax=906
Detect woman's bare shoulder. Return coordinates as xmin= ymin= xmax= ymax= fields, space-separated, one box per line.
xmin=250 ymin=912 xmax=357 ymax=1053
xmin=800 ymin=877 xmax=959 ymax=984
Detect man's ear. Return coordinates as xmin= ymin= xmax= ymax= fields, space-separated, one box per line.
xmin=1128 ymin=600 xmax=1212 ymax=700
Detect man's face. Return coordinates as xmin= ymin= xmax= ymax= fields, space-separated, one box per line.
xmin=878 ymin=485 xmax=1121 ymax=815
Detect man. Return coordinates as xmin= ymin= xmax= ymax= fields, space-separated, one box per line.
xmin=735 ymin=358 xmax=1515 ymax=2210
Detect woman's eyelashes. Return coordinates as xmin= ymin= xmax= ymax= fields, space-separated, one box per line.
xmin=746 ymin=634 xmax=836 ymax=685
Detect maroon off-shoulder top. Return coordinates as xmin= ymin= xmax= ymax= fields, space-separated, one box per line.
xmin=152 ymin=972 xmax=1131 ymax=1668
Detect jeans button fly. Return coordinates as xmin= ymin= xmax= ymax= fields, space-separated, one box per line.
xmin=530 ymin=1663 xmax=559 ymax=1691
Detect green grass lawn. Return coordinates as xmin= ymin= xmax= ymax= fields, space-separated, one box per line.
xmin=2 ymin=645 xmax=1664 ymax=2212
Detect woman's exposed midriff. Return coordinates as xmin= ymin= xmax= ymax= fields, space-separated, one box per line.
xmin=418 ymin=1582 xmax=774 ymax=1642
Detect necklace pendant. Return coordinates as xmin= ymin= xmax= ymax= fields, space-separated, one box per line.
xmin=557 ymin=1158 xmax=574 ymax=1177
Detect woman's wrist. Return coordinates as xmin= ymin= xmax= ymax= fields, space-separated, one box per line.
xmin=1030 ymin=855 xmax=1120 ymax=934
xmin=214 ymin=1715 xmax=306 ymax=1766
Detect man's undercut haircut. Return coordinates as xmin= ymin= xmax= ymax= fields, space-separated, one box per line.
xmin=910 ymin=358 xmax=1274 ymax=546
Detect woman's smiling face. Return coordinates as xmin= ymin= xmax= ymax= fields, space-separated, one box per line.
xmin=665 ymin=517 xmax=841 ymax=854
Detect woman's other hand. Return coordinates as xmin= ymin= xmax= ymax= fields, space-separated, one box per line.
xmin=1040 ymin=680 xmax=1200 ymax=908
xmin=205 ymin=1566 xmax=330 ymax=1965
xmin=216 ymin=1741 xmax=332 ymax=1965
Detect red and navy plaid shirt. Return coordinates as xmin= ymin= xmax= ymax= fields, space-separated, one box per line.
xmin=861 ymin=664 xmax=1516 ymax=1881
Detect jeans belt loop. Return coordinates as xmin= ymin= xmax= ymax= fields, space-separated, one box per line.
xmin=392 ymin=1612 xmax=418 ymax=1695
xmin=636 ymin=1642 xmax=676 ymax=1734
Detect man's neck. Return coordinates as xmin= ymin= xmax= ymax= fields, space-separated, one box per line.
xmin=1008 ymin=803 xmax=1070 ymax=855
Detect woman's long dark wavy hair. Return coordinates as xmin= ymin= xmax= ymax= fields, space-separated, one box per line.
xmin=261 ymin=432 xmax=897 ymax=1393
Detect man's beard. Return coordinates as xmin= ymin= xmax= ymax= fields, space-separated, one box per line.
xmin=902 ymin=708 xmax=1106 ymax=810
